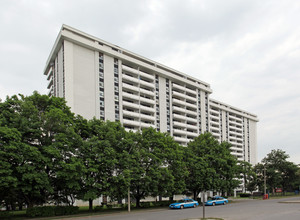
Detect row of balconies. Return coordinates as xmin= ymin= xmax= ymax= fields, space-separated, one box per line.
xmin=123 ymin=119 xmax=155 ymax=129
xmin=229 ymin=115 xmax=243 ymax=123
xmin=122 ymin=73 xmax=155 ymax=89
xmin=172 ymin=98 xmax=197 ymax=110
xmin=172 ymin=90 xmax=197 ymax=103
xmin=172 ymin=83 xmax=197 ymax=96
xmin=122 ymin=82 xmax=154 ymax=97
xmin=122 ymin=65 xmax=155 ymax=81
xmin=123 ymin=110 xmax=155 ymax=122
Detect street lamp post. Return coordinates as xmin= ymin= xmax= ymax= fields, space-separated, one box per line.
xmin=202 ymin=191 xmax=205 ymax=219
xmin=264 ymin=166 xmax=267 ymax=199
xmin=128 ymin=186 xmax=130 ymax=212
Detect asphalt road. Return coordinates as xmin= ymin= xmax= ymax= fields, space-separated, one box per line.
xmin=62 ymin=197 xmax=300 ymax=220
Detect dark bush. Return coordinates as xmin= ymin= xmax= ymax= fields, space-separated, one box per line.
xmin=62 ymin=206 xmax=79 ymax=215
xmin=140 ymin=202 xmax=152 ymax=208
xmin=154 ymin=201 xmax=170 ymax=207
xmin=26 ymin=206 xmax=79 ymax=217
xmin=239 ymin=193 xmax=251 ymax=197
xmin=26 ymin=206 xmax=55 ymax=217
xmin=0 ymin=211 xmax=12 ymax=219
xmin=94 ymin=205 xmax=103 ymax=211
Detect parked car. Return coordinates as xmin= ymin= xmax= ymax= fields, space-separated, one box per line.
xmin=169 ymin=198 xmax=199 ymax=209
xmin=205 ymin=196 xmax=228 ymax=206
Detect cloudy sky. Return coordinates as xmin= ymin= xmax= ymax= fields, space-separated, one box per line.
xmin=1 ymin=0 xmax=300 ymax=163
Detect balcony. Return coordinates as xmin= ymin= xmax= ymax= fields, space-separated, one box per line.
xmin=140 ymin=121 xmax=155 ymax=128
xmin=185 ymin=101 xmax=197 ymax=110
xmin=210 ymin=114 xmax=219 ymax=121
xmin=122 ymin=74 xmax=139 ymax=84
xmin=173 ymin=106 xmax=185 ymax=114
xmin=139 ymin=70 xmax=155 ymax=81
xmin=186 ymin=108 xmax=197 ymax=116
xmin=123 ymin=110 xmax=139 ymax=119
xmin=172 ymin=98 xmax=186 ymax=107
xmin=173 ymin=121 xmax=186 ymax=128
xmin=122 ymin=65 xmax=139 ymax=75
xmin=140 ymin=105 xmax=155 ymax=113
xmin=186 ymin=123 xmax=197 ymax=130
xmin=122 ymin=92 xmax=140 ymax=102
xmin=173 ymin=113 xmax=186 ymax=121
xmin=122 ymin=83 xmax=139 ymax=93
xmin=172 ymin=83 xmax=185 ymax=92
xmin=186 ymin=115 xmax=197 ymax=123
xmin=139 ymin=87 xmax=154 ymax=97
xmin=140 ymin=96 xmax=155 ymax=105
xmin=140 ymin=113 xmax=155 ymax=121
xmin=173 ymin=136 xmax=187 ymax=143
xmin=139 ymin=79 xmax=155 ymax=89
xmin=122 ymin=100 xmax=140 ymax=110
xmin=186 ymin=131 xmax=198 ymax=137
xmin=173 ymin=129 xmax=187 ymax=136
xmin=123 ymin=119 xmax=140 ymax=127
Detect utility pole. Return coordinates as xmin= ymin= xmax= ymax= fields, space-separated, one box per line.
xmin=264 ymin=166 xmax=267 ymax=198
xmin=128 ymin=186 xmax=131 ymax=212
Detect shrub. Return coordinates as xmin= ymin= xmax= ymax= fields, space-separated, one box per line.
xmin=239 ymin=193 xmax=251 ymax=197
xmin=26 ymin=206 xmax=79 ymax=217
xmin=94 ymin=205 xmax=103 ymax=211
xmin=0 ymin=211 xmax=12 ymax=219
xmin=26 ymin=206 xmax=55 ymax=217
xmin=140 ymin=202 xmax=151 ymax=208
xmin=155 ymin=201 xmax=170 ymax=207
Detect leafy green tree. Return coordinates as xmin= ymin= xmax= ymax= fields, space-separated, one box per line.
xmin=0 ymin=126 xmax=22 ymax=210
xmin=77 ymin=119 xmax=130 ymax=210
xmin=186 ymin=133 xmax=219 ymax=199
xmin=238 ymin=161 xmax=256 ymax=193
xmin=216 ymin=141 xmax=240 ymax=195
xmin=259 ymin=149 xmax=299 ymax=195
xmin=129 ymin=127 xmax=175 ymax=207
xmin=164 ymin=140 xmax=188 ymax=201
xmin=186 ymin=133 xmax=239 ymax=199
xmin=0 ymin=92 xmax=83 ymax=207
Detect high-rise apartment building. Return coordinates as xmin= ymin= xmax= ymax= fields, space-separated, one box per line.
xmin=44 ymin=25 xmax=258 ymax=164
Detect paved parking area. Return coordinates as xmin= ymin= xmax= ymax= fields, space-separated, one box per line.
xmin=62 ymin=197 xmax=300 ymax=220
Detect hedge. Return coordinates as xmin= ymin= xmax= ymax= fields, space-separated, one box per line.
xmin=239 ymin=193 xmax=251 ymax=197
xmin=26 ymin=206 xmax=79 ymax=217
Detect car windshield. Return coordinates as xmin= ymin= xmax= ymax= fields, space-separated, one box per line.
xmin=178 ymin=199 xmax=188 ymax=203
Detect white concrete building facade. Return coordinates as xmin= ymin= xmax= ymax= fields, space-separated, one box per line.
xmin=44 ymin=25 xmax=258 ymax=164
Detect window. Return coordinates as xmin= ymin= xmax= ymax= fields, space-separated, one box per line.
xmin=99 ymin=82 xmax=104 ymax=87
xmin=115 ymin=95 xmax=119 ymax=101
xmin=100 ymin=91 xmax=104 ymax=97
xmin=100 ymin=110 xmax=104 ymax=116
xmin=100 ymin=101 xmax=104 ymax=107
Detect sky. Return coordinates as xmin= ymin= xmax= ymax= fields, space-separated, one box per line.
xmin=0 ymin=0 xmax=300 ymax=164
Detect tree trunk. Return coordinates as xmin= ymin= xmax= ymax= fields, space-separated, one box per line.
xmin=193 ymin=191 xmax=197 ymax=200
xmin=89 ymin=199 xmax=93 ymax=211
xmin=169 ymin=196 xmax=174 ymax=201
xmin=136 ymin=197 xmax=140 ymax=208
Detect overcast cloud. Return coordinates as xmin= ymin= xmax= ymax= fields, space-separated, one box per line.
xmin=1 ymin=0 xmax=300 ymax=163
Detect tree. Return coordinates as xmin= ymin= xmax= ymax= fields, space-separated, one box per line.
xmin=186 ymin=133 xmax=220 ymax=199
xmin=0 ymin=126 xmax=22 ymax=210
xmin=238 ymin=161 xmax=256 ymax=193
xmin=186 ymin=133 xmax=239 ymax=199
xmin=0 ymin=92 xmax=83 ymax=207
xmin=129 ymin=127 xmax=175 ymax=207
xmin=262 ymin=149 xmax=298 ymax=195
